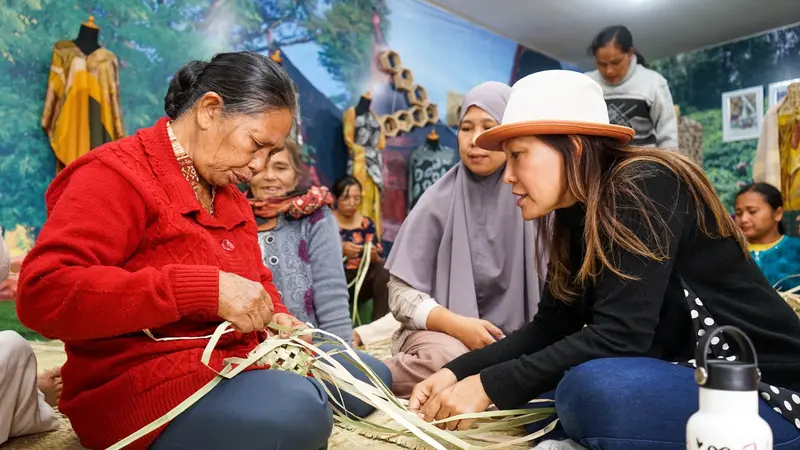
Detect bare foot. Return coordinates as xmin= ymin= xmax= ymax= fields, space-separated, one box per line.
xmin=37 ymin=367 xmax=62 ymax=407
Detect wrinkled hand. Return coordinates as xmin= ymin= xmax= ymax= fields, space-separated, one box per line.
xmin=449 ymin=316 xmax=505 ymax=350
xmin=217 ymin=271 xmax=274 ymax=333
xmin=342 ymin=242 xmax=363 ymax=259
xmin=420 ymin=374 xmax=491 ymax=431
xmin=273 ymin=312 xmax=313 ymax=343
xmin=408 ymin=368 xmax=458 ymax=412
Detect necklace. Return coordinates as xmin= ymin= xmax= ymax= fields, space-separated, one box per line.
xmin=166 ymin=122 xmax=216 ymax=216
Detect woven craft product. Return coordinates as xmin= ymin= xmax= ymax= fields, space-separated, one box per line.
xmin=107 ymin=320 xmax=557 ymax=450
xmin=777 ymin=275 xmax=800 ymax=316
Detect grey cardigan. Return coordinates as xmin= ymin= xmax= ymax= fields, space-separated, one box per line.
xmin=257 ymin=206 xmax=353 ymax=344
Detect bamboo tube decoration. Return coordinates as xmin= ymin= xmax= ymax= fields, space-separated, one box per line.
xmin=374 ymin=49 xmax=441 ymax=134
xmin=409 ymin=105 xmax=427 ymax=128
xmin=407 ymin=84 xmax=428 ymax=106
xmin=392 ymin=68 xmax=414 ymax=91
xmin=378 ymin=50 xmax=402 ymax=74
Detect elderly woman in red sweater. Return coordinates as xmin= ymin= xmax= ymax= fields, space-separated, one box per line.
xmin=17 ymin=52 xmax=333 ymax=450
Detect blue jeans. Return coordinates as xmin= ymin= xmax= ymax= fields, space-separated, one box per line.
xmin=524 ymin=357 xmax=800 ymax=449
xmin=151 ymin=347 xmax=391 ymax=449
xmin=317 ymin=343 xmax=392 ymax=419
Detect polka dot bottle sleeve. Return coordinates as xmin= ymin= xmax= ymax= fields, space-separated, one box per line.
xmin=680 ymin=282 xmax=800 ymax=430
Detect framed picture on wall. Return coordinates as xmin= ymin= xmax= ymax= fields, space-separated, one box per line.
xmin=768 ymin=78 xmax=800 ymax=108
xmin=721 ymin=86 xmax=763 ymax=142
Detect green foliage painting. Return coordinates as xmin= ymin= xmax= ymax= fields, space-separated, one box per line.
xmin=651 ymin=25 xmax=800 ymax=209
xmin=0 ymin=0 xmax=388 ymax=238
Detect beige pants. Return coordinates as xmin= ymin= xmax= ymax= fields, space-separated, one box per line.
xmin=386 ymin=330 xmax=469 ymax=398
xmin=0 ymin=331 xmax=59 ymax=445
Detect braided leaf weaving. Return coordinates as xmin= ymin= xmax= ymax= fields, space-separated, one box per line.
xmin=107 ymin=321 xmax=557 ymax=450
xmin=347 ymin=241 xmax=373 ymax=326
xmin=774 ymin=274 xmax=800 ymax=317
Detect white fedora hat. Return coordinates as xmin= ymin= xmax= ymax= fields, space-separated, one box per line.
xmin=476 ymin=70 xmax=635 ymax=151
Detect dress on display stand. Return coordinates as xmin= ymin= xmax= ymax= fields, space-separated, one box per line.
xmin=41 ymin=16 xmax=125 ymax=173
xmin=407 ymin=130 xmax=458 ymax=212
xmin=343 ymin=92 xmax=386 ymax=236
xmin=756 ymin=83 xmax=800 ymax=205
xmin=777 ymin=83 xmax=800 ymax=209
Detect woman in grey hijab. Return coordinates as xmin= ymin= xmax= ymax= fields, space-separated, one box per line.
xmin=384 ymin=81 xmax=547 ymax=397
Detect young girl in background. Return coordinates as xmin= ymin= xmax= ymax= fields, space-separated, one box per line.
xmin=735 ymin=182 xmax=800 ymax=291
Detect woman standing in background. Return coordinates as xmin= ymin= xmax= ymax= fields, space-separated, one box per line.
xmin=586 ymin=25 xmax=678 ymax=149
xmin=735 ymin=182 xmax=800 ymax=291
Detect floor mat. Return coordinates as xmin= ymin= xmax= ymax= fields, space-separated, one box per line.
xmin=1 ymin=339 xmax=574 ymax=450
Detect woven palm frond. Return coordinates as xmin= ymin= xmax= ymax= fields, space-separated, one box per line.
xmin=109 ymin=322 xmax=557 ymax=450
xmin=780 ymin=292 xmax=800 ymax=316
xmin=774 ymin=274 xmax=800 ymax=317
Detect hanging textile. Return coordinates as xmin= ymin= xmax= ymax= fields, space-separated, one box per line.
xmin=41 ymin=40 xmax=125 ymax=172
xmin=343 ymin=105 xmax=385 ymax=236
xmin=754 ymin=100 xmax=784 ymax=190
xmin=407 ymin=141 xmax=458 ymax=212
xmin=778 ymin=84 xmax=800 ymax=210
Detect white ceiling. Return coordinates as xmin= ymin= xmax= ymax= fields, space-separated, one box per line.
xmin=425 ymin=0 xmax=800 ymax=69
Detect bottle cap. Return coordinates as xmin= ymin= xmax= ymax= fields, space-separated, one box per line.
xmin=694 ymin=325 xmax=760 ymax=391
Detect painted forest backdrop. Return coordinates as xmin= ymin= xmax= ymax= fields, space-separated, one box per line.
xmin=5 ymin=1 xmax=795 ymax=252
xmin=652 ymin=23 xmax=800 ymax=208
xmin=0 ymin=0 xmax=572 ymax=252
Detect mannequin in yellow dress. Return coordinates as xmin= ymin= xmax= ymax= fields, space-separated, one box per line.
xmin=41 ymin=16 xmax=125 ymax=173
xmin=343 ymin=92 xmax=386 ymax=236
xmin=778 ymin=82 xmax=800 ymax=209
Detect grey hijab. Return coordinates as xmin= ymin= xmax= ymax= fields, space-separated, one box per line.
xmin=385 ymin=81 xmax=545 ymax=334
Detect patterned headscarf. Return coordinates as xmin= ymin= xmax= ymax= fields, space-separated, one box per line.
xmin=250 ymin=185 xmax=333 ymax=221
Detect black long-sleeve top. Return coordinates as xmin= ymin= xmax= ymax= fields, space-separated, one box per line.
xmin=445 ymin=163 xmax=800 ymax=409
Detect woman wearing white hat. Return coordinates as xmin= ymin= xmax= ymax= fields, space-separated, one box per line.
xmin=407 ymin=70 xmax=800 ymax=448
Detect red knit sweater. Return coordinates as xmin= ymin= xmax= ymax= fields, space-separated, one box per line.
xmin=17 ymin=118 xmax=289 ymax=450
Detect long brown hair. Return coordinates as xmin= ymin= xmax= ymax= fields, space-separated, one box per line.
xmin=536 ymin=135 xmax=748 ymax=301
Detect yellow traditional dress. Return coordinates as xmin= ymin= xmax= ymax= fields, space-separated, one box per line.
xmin=778 ymin=84 xmax=800 ymax=209
xmin=41 ymin=40 xmax=125 ymax=172
xmin=343 ymin=106 xmax=386 ymax=237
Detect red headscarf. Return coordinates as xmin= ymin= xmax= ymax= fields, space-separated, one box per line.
xmin=249 ymin=185 xmax=334 ymax=221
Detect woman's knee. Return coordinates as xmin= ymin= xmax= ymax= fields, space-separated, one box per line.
xmin=295 ymin=378 xmax=335 ymax=445
xmin=0 ymin=330 xmax=33 ymax=362
xmin=555 ymin=357 xmax=694 ymax=443
xmin=428 ymin=335 xmax=469 ymax=368
xmin=154 ymin=371 xmax=333 ymax=450
xmin=400 ymin=332 xmax=469 ymax=370
xmin=362 ymin=352 xmax=392 ymax=388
